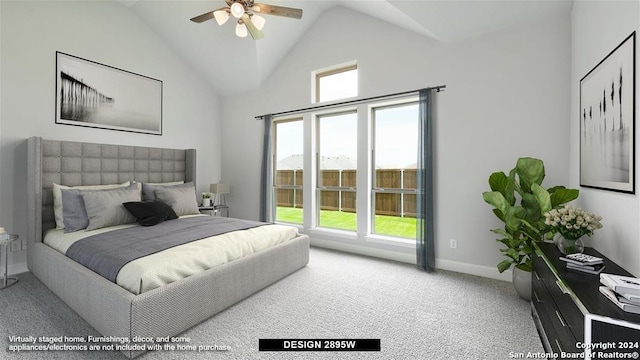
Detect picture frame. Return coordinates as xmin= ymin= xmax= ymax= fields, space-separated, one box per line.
xmin=580 ymin=32 xmax=636 ymax=194
xmin=56 ymin=52 xmax=162 ymax=135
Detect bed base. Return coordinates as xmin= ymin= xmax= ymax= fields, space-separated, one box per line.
xmin=29 ymin=235 xmax=309 ymax=358
xmin=26 ymin=137 xmax=310 ymax=358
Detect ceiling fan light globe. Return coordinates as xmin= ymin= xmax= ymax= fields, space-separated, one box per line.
xmin=252 ymin=15 xmax=266 ymax=31
xmin=230 ymin=2 xmax=245 ymax=18
xmin=213 ymin=10 xmax=229 ymax=25
xmin=235 ymin=21 xmax=248 ymax=37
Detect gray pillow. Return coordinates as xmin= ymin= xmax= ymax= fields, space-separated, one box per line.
xmin=53 ymin=181 xmax=131 ymax=229
xmin=154 ymin=186 xmax=200 ymax=216
xmin=141 ymin=181 xmax=190 ymax=201
xmin=61 ymin=183 xmax=141 ymax=233
xmin=82 ymin=189 xmax=141 ymax=231
xmin=61 ymin=188 xmax=90 ymax=233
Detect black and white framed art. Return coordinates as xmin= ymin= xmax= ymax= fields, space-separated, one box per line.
xmin=580 ymin=32 xmax=635 ymax=194
xmin=56 ymin=52 xmax=163 ymax=135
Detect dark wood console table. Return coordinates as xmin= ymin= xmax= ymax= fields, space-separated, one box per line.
xmin=532 ymin=242 xmax=640 ymax=358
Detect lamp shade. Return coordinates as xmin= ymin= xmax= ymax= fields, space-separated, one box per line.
xmin=252 ymin=14 xmax=265 ymax=31
xmin=235 ymin=21 xmax=248 ymax=37
xmin=213 ymin=10 xmax=230 ymax=25
xmin=210 ymin=183 xmax=230 ymax=195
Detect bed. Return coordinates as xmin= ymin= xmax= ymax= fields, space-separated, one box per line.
xmin=26 ymin=137 xmax=310 ymax=358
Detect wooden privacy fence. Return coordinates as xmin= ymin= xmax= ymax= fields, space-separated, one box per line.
xmin=275 ymin=169 xmax=417 ymax=218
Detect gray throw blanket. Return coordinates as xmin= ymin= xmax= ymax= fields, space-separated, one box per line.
xmin=66 ymin=216 xmax=267 ymax=282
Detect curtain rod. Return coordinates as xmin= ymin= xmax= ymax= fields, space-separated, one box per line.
xmin=255 ymin=85 xmax=446 ymax=120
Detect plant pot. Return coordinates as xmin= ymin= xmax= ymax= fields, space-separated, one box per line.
xmin=512 ymin=267 xmax=531 ymax=301
xmin=202 ymin=198 xmax=211 ymax=207
xmin=556 ymin=234 xmax=584 ymax=255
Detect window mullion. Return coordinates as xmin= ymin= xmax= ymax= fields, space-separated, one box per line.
xmin=356 ymin=103 xmax=371 ymax=237
xmin=303 ymin=113 xmax=315 ymax=230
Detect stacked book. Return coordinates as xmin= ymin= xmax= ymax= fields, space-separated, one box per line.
xmin=560 ymin=253 xmax=605 ymax=275
xmin=599 ymin=273 xmax=640 ymax=314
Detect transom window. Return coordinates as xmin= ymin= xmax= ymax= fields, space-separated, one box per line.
xmin=314 ymin=62 xmax=357 ymax=103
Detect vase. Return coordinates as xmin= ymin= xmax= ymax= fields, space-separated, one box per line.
xmin=556 ymin=235 xmax=584 ymax=255
xmin=202 ymin=198 xmax=211 ymax=207
xmin=512 ymin=267 xmax=531 ymax=301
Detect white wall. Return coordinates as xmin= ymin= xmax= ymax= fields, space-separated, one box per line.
xmin=570 ymin=0 xmax=640 ymax=276
xmin=222 ymin=7 xmax=572 ymax=280
xmin=0 ymin=1 xmax=221 ymax=274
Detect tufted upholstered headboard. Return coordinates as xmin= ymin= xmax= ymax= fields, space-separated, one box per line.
xmin=26 ymin=137 xmax=196 ymax=253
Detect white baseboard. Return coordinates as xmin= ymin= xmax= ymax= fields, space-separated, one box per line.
xmin=8 ymin=262 xmax=28 ymax=276
xmin=311 ymin=238 xmax=513 ymax=283
xmin=311 ymin=238 xmax=416 ymax=264
xmin=436 ymin=258 xmax=512 ymax=282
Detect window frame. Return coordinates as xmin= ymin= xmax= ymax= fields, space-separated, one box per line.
xmin=370 ymin=98 xmax=419 ymax=239
xmin=312 ymin=61 xmax=358 ymax=104
xmin=272 ymin=117 xmax=304 ymax=225
xmin=315 ymin=109 xmax=358 ymax=232
xmin=268 ymin=62 xmax=427 ymax=249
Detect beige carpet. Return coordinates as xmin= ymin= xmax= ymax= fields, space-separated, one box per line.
xmin=0 ymin=247 xmax=543 ymax=359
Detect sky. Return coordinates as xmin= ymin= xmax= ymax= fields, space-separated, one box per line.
xmin=276 ymin=104 xmax=418 ymax=169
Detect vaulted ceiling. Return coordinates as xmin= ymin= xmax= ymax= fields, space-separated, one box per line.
xmin=117 ymin=0 xmax=573 ymax=96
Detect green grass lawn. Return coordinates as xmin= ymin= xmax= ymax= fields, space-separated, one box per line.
xmin=276 ymin=207 xmax=416 ymax=239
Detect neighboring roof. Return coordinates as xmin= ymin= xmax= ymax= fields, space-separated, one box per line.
xmin=278 ymin=154 xmax=357 ymax=170
xmin=278 ymin=154 xmax=417 ymax=170
xmin=277 ymin=154 xmax=304 ymax=170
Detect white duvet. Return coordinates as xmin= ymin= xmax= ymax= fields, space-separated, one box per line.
xmin=44 ymin=215 xmax=299 ymax=295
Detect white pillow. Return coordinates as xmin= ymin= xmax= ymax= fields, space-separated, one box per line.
xmin=82 ymin=189 xmax=141 ymax=231
xmin=53 ymin=181 xmax=130 ymax=229
xmin=154 ymin=186 xmax=200 ymax=216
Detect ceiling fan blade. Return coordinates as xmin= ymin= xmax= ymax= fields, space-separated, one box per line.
xmin=224 ymin=0 xmax=234 ymax=6
xmin=252 ymin=3 xmax=303 ymax=19
xmin=190 ymin=7 xmax=228 ymax=23
xmin=242 ymin=14 xmax=264 ymax=40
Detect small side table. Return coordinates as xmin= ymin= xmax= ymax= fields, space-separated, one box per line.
xmin=214 ymin=205 xmax=230 ymax=217
xmin=1 ymin=234 xmax=19 ymax=289
xmin=198 ymin=205 xmax=230 ymax=217
xmin=198 ymin=206 xmax=215 ymax=215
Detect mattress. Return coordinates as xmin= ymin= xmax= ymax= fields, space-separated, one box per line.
xmin=44 ymin=215 xmax=299 ymax=294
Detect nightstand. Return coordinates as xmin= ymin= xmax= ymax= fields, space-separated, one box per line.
xmin=1 ymin=234 xmax=19 ymax=289
xmin=198 ymin=206 xmax=214 ymax=215
xmin=198 ymin=205 xmax=230 ymax=217
xmin=214 ymin=204 xmax=230 ymax=217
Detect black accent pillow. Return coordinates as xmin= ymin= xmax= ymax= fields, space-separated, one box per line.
xmin=123 ymin=200 xmax=179 ymax=226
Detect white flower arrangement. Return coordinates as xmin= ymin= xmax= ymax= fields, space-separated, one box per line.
xmin=202 ymin=192 xmax=212 ymax=199
xmin=543 ymin=205 xmax=603 ymax=241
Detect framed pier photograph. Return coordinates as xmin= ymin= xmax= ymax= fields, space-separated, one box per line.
xmin=579 ymin=32 xmax=635 ymax=194
xmin=55 ymin=52 xmax=163 ymax=135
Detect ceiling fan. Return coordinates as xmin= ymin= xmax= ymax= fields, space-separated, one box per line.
xmin=190 ymin=0 xmax=303 ymax=40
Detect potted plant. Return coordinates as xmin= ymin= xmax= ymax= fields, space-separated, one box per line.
xmin=202 ymin=192 xmax=212 ymax=207
xmin=482 ymin=157 xmax=579 ymax=300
